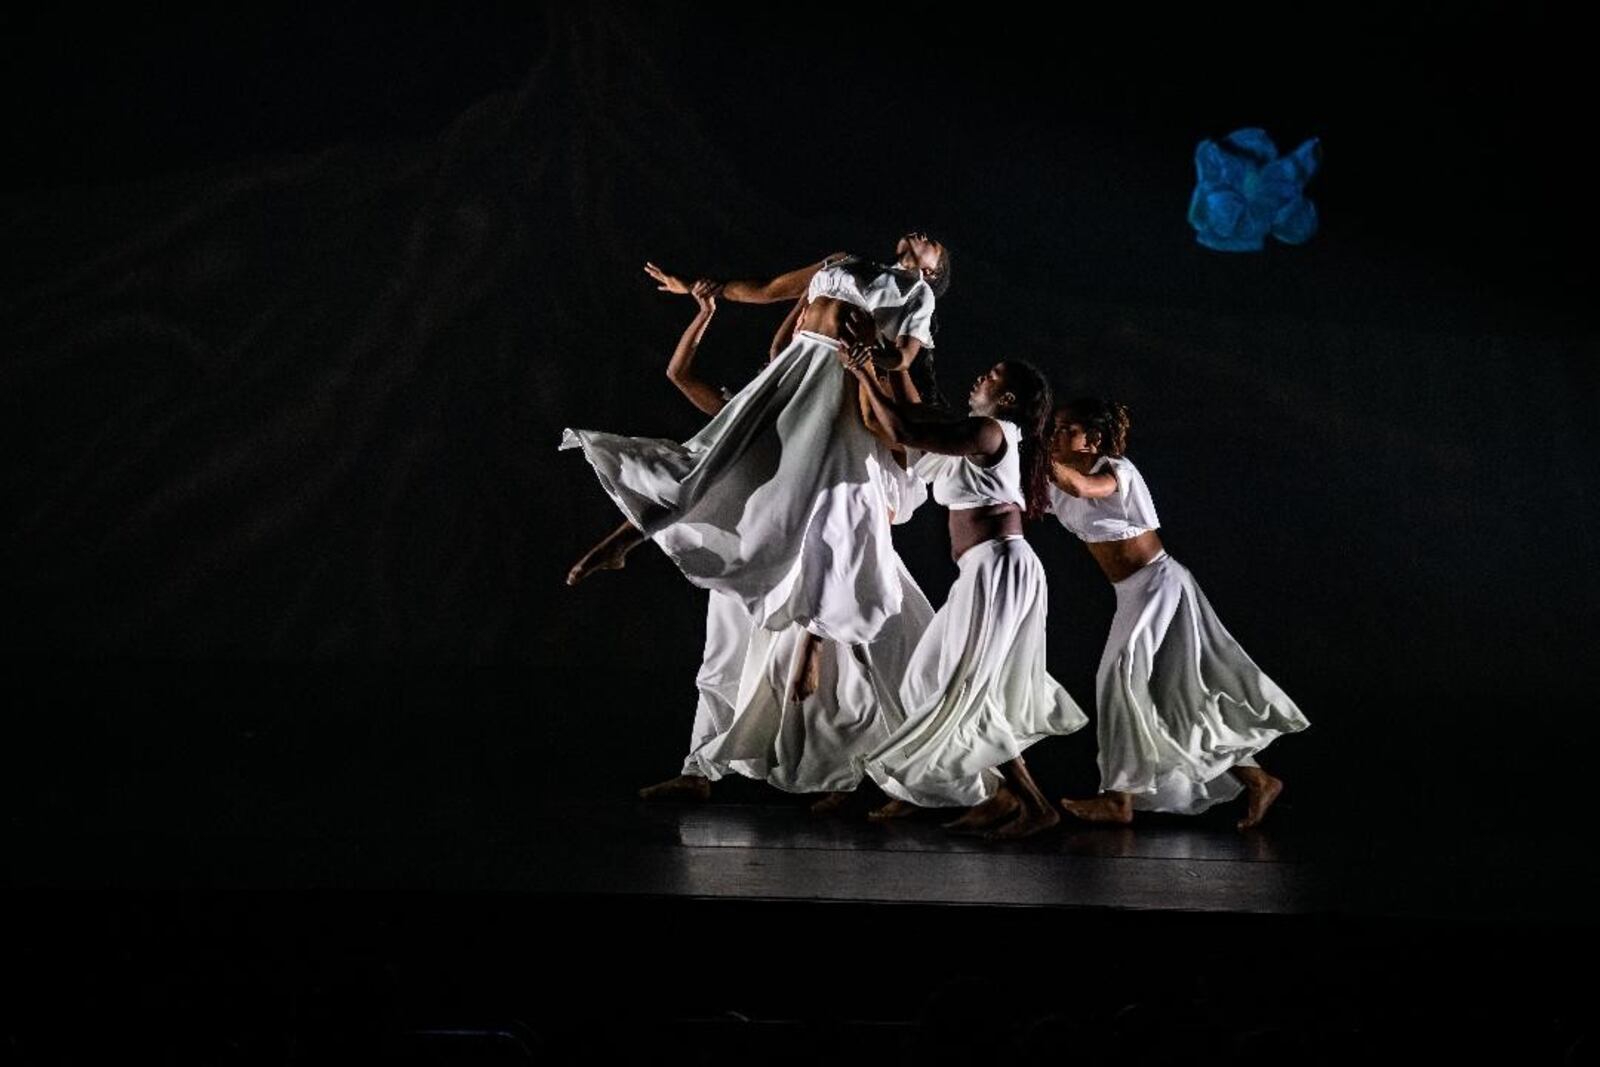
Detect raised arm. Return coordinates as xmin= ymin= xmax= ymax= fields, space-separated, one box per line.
xmin=883 ymin=335 xmax=924 ymax=372
xmin=844 ymin=349 xmax=1003 ymax=459
xmin=664 ymin=282 xmax=728 ymax=417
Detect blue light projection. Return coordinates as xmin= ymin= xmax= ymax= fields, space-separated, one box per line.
xmin=1188 ymin=128 xmax=1321 ymax=252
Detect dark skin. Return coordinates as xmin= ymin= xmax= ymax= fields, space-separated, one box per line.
xmin=844 ymin=350 xmax=1060 ymax=841
xmin=1048 ymin=410 xmax=1283 ymax=831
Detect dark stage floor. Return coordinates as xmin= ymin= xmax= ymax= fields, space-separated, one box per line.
xmin=10 ymin=799 xmax=1600 ymax=1063
xmin=8 ymin=661 xmax=1600 ymax=1062
xmin=447 ymin=799 xmax=1600 ymax=924
xmin=8 ymin=801 xmax=1600 ymax=1064
xmin=13 ymin=797 xmax=1599 ymax=927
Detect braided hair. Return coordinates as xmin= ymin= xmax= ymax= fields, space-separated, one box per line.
xmin=994 ymin=360 xmax=1054 ymax=520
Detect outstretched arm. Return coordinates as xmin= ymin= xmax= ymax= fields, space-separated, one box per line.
xmin=844 ymin=349 xmax=1003 ymax=459
xmin=665 ymin=282 xmax=728 ymax=417
xmin=719 ymin=251 xmax=848 ymax=304
xmin=645 ymin=253 xmax=847 ymax=305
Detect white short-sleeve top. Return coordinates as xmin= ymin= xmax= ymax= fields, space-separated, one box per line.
xmin=1047 ymin=455 xmax=1160 ymax=542
xmin=805 ymin=256 xmax=936 ymax=349
xmin=910 ymin=419 xmax=1025 ymax=511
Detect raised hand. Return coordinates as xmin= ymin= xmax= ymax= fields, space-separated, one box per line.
xmin=644 ymin=261 xmax=692 ymax=295
xmin=838 ymin=310 xmax=883 ymax=370
xmin=838 ymin=344 xmax=871 ymax=373
xmin=691 ymin=278 xmax=719 ymax=312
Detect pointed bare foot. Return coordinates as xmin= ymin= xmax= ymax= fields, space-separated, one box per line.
xmin=566 ymin=541 xmax=632 ymax=586
xmin=1237 ymin=773 xmax=1283 ymax=831
xmin=638 ymin=774 xmax=711 ymax=802
xmin=809 ymin=791 xmax=852 ymax=816
xmin=867 ymin=798 xmax=920 ymax=821
xmin=1060 ymin=793 xmax=1134 ymax=825
xmin=985 ymin=800 xmax=1061 ymax=840
xmin=943 ymin=787 xmax=1021 ymax=834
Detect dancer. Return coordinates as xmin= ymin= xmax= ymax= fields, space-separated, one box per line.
xmin=633 ymin=282 xmax=759 ymax=801
xmin=692 ymin=323 xmax=935 ymax=810
xmin=628 ymin=290 xmax=930 ymax=810
xmin=562 ymin=233 xmax=950 ymax=651
xmin=1046 ymin=398 xmax=1309 ymax=830
xmin=849 ymin=351 xmax=1088 ymax=839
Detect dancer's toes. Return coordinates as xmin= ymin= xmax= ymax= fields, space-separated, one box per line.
xmin=867 ymin=799 xmax=919 ymax=821
xmin=1236 ymin=774 xmax=1283 ymax=831
xmin=638 ymin=775 xmax=711 ymax=802
xmin=1059 ymin=794 xmax=1134 ymax=825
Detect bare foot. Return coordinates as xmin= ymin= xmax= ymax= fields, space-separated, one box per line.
xmin=1060 ymin=793 xmax=1134 ymax=825
xmin=809 ymin=791 xmax=852 ymax=816
xmin=566 ymin=538 xmax=633 ymax=586
xmin=943 ymin=788 xmax=1020 ymax=834
xmin=638 ymin=774 xmax=711 ymax=802
xmin=1236 ymin=773 xmax=1283 ymax=831
xmin=867 ymin=798 xmax=920 ymax=821
xmin=984 ymin=800 xmax=1061 ymax=841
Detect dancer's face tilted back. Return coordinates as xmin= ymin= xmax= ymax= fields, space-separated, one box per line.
xmin=968 ymin=363 xmax=1017 ymax=417
xmin=896 ymin=231 xmax=949 ymax=287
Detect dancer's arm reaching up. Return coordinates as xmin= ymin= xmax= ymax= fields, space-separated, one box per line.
xmin=645 ymin=253 xmax=848 ymax=305
xmin=665 ymin=282 xmax=730 ymax=417
xmin=568 ymin=286 xmax=729 ymax=585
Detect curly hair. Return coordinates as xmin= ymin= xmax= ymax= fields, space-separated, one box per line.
xmin=1059 ymin=396 xmax=1131 ymax=457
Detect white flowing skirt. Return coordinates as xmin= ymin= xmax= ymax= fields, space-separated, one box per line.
xmin=866 ymin=536 xmax=1088 ymax=807
xmin=680 ymin=590 xmax=754 ymax=777
xmin=687 ymin=558 xmax=934 ymax=793
xmin=1097 ymin=552 xmax=1310 ymax=813
xmin=561 ymin=331 xmax=904 ymax=644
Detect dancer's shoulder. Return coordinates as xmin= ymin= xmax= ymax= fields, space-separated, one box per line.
xmin=1093 ymin=454 xmax=1138 ymax=492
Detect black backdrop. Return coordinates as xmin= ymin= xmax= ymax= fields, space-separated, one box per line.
xmin=4 ymin=5 xmax=1595 ymax=844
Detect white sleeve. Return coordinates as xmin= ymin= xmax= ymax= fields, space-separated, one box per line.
xmin=896 ymin=282 xmax=937 ymax=349
xmin=1100 ymin=457 xmax=1130 ymax=497
xmin=891 ymin=467 xmax=930 ymax=524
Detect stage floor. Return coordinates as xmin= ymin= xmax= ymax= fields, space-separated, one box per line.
xmin=9 ymin=796 xmax=1600 ymax=1062
xmin=12 ymin=796 xmax=1599 ymax=927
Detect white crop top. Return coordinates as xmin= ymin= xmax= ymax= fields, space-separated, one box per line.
xmin=910 ymin=420 xmax=1025 ymax=511
xmin=805 ymin=257 xmax=937 ymax=349
xmin=1047 ymin=455 xmax=1161 ymax=542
